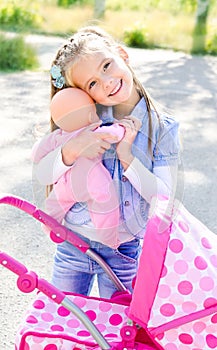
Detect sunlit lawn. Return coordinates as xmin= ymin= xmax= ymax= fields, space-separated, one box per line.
xmin=1 ymin=0 xmax=217 ymax=53
xmin=39 ymin=4 xmax=196 ymax=52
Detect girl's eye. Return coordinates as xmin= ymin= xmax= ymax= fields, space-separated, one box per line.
xmin=103 ymin=62 xmax=110 ymax=71
xmin=89 ymin=81 xmax=96 ymax=89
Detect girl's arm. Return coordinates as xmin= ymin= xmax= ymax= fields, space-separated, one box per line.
xmin=116 ymin=115 xmax=179 ymax=203
xmin=123 ymin=158 xmax=178 ymax=203
xmin=33 ymin=146 xmax=68 ymax=185
xmin=32 ymin=129 xmax=74 ymax=164
xmin=32 ymin=129 xmax=77 ymax=186
xmin=33 ymin=123 xmax=115 ymax=185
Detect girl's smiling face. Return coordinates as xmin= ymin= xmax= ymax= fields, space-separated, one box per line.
xmin=70 ymin=47 xmax=138 ymax=108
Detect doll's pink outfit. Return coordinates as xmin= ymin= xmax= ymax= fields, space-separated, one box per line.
xmin=32 ymin=124 xmax=125 ymax=248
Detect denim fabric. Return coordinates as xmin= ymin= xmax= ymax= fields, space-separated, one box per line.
xmin=52 ymin=234 xmax=141 ymax=298
xmin=53 ymin=97 xmax=179 ymax=297
xmin=65 ymin=97 xmax=180 ymax=238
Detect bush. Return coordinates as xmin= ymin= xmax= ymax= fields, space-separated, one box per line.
xmin=57 ymin=0 xmax=89 ymax=7
xmin=0 ymin=2 xmax=42 ymax=31
xmin=107 ymin=0 xmax=197 ymax=14
xmin=0 ymin=34 xmax=39 ymax=71
xmin=206 ymin=33 xmax=217 ymax=55
xmin=57 ymin=0 xmax=76 ymax=6
xmin=123 ymin=25 xmax=149 ymax=48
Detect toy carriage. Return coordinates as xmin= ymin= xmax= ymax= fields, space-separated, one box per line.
xmin=0 ymin=194 xmax=217 ymax=349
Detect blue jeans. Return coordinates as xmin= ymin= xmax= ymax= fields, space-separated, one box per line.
xmin=51 ymin=233 xmax=141 ymax=299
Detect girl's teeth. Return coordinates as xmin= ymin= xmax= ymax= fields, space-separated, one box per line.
xmin=111 ymin=81 xmax=121 ymax=95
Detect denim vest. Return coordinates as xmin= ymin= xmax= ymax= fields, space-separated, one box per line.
xmin=65 ymin=98 xmax=180 ymax=238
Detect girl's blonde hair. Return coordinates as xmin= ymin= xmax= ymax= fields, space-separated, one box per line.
xmin=50 ymin=25 xmax=157 ymax=144
xmin=48 ymin=26 xmax=159 ymax=196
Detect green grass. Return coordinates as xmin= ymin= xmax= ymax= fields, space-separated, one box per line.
xmin=0 ymin=33 xmax=39 ymax=71
xmin=31 ymin=1 xmax=217 ymax=54
xmin=0 ymin=0 xmax=217 ymax=54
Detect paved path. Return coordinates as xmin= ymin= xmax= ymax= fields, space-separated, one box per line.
xmin=0 ymin=34 xmax=216 ymax=349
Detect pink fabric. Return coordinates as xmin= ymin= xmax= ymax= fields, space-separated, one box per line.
xmin=15 ymin=292 xmax=129 ymax=349
xmin=129 ymin=196 xmax=217 ymax=349
xmin=15 ymin=292 xmax=160 ymax=350
xmin=31 ymin=128 xmax=79 ymax=164
xmin=46 ymin=157 xmax=120 ymax=247
xmin=32 ymin=124 xmax=125 ymax=248
xmin=31 ymin=124 xmax=125 ymax=163
xmin=128 ymin=197 xmax=171 ymax=327
xmin=151 ymin=303 xmax=217 ymax=337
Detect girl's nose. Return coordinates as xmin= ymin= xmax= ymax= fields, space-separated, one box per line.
xmin=103 ymin=76 xmax=113 ymax=90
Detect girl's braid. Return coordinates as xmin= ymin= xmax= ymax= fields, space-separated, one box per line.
xmin=50 ymin=36 xmax=82 ymax=131
xmin=49 ymin=27 xmax=116 ymax=131
xmin=50 ymin=26 xmax=159 ymax=153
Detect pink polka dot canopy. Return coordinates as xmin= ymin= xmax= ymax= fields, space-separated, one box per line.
xmin=128 ymin=196 xmax=217 ymax=349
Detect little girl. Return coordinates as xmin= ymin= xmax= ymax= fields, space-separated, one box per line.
xmin=33 ymin=26 xmax=180 ymax=298
xmin=32 ymin=87 xmax=125 ymax=248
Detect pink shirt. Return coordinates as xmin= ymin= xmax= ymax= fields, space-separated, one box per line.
xmin=32 ymin=124 xmax=125 ymax=248
xmin=32 ymin=124 xmax=125 ymax=164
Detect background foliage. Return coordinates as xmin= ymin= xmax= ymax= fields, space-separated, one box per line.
xmin=0 ymin=34 xmax=39 ymax=70
xmin=0 ymin=0 xmax=216 ymax=71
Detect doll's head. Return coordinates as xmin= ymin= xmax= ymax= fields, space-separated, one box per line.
xmin=50 ymin=87 xmax=99 ymax=132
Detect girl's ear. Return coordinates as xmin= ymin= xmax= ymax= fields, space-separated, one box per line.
xmin=116 ymin=45 xmax=129 ymax=64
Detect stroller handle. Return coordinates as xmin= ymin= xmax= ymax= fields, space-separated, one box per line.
xmin=0 ymin=252 xmax=111 ymax=349
xmin=0 ymin=252 xmax=65 ymax=302
xmin=0 ymin=194 xmax=127 ymax=292
xmin=0 ymin=194 xmax=90 ymax=252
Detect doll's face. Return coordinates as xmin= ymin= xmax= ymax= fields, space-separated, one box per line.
xmin=55 ymin=103 xmax=99 ymax=133
xmin=51 ymin=88 xmax=99 ymax=133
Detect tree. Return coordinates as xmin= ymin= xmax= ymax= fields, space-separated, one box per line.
xmin=192 ymin=0 xmax=210 ymax=53
xmin=94 ymin=0 xmax=106 ymax=18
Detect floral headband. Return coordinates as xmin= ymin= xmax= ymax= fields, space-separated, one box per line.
xmin=50 ymin=65 xmax=65 ymax=89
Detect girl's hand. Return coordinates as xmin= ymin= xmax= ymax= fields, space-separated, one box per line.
xmin=116 ymin=116 xmax=142 ymax=170
xmin=61 ymin=122 xmax=114 ymax=165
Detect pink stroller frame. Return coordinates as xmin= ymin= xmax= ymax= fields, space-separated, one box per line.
xmin=1 ymin=194 xmax=217 ymax=349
